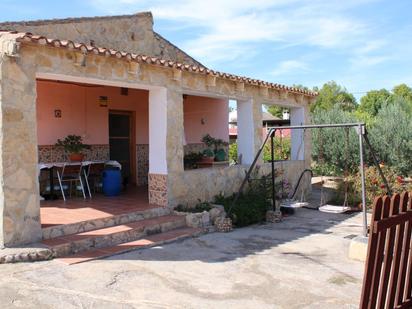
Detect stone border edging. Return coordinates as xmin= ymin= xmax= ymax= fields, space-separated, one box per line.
xmin=0 ymin=246 xmax=53 ymax=264
xmin=173 ymin=204 xmax=227 ymax=231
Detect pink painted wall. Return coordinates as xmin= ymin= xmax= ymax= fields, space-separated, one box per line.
xmin=184 ymin=95 xmax=229 ymax=143
xmin=36 ymin=81 xmax=149 ymax=145
xmin=37 ymin=82 xmax=229 ymax=146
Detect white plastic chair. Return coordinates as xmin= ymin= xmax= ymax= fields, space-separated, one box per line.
xmin=56 ymin=163 xmax=86 ymax=201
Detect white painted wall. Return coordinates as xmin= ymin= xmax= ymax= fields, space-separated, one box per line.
xmin=290 ymin=107 xmax=305 ymax=160
xmin=149 ymin=88 xmax=168 ymax=174
xmin=237 ymin=99 xmax=255 ymax=165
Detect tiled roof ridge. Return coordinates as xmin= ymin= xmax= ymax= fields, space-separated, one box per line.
xmin=0 ymin=12 xmax=152 ymax=28
xmin=0 ymin=30 xmax=317 ymax=97
xmin=153 ymin=32 xmax=206 ymax=69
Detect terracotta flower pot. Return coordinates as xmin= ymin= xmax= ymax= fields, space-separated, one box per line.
xmin=69 ymin=153 xmax=84 ymax=162
xmin=201 ymin=156 xmax=215 ymax=163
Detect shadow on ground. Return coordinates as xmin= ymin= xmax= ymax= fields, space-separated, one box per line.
xmin=103 ymin=207 xmax=363 ymax=263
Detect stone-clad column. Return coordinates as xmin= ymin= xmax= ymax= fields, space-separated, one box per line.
xmin=166 ymin=89 xmax=184 ymax=175
xmin=0 ymin=53 xmax=42 ymax=247
xmin=148 ymin=87 xmax=184 ymax=207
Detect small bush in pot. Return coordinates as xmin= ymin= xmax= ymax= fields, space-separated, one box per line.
xmin=55 ymin=135 xmax=90 ymax=161
xmin=202 ymin=148 xmax=215 ymax=163
xmin=201 ymin=134 xmax=229 ymax=162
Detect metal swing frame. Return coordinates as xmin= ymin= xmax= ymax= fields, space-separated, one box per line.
xmin=228 ymin=122 xmax=390 ymax=237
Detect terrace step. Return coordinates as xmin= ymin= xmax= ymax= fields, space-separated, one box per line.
xmin=56 ymin=227 xmax=202 ymax=265
xmin=42 ymin=214 xmax=187 ymax=257
xmin=42 ymin=206 xmax=171 ymax=240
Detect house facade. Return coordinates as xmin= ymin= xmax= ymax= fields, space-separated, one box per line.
xmin=0 ymin=12 xmax=316 ymax=247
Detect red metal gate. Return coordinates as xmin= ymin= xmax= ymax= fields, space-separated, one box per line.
xmin=360 ymin=192 xmax=412 ymax=309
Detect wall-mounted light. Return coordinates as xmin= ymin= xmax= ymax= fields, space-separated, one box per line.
xmin=99 ymin=96 xmax=108 ymax=107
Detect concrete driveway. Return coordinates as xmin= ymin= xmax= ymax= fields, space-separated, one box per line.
xmin=0 ymin=209 xmax=365 ymax=308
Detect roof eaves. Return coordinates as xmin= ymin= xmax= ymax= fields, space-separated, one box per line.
xmin=0 ymin=30 xmax=318 ymax=97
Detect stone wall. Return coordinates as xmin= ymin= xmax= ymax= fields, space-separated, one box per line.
xmin=184 ymin=143 xmax=206 ymax=155
xmin=0 ymin=46 xmax=41 ymax=247
xmin=0 ymin=13 xmax=202 ymax=67
xmin=168 ymin=161 xmax=311 ymax=207
xmin=148 ymin=174 xmax=167 ymax=206
xmin=38 ymin=144 xmax=149 ymax=186
xmin=184 ymin=143 xmax=229 ymax=156
xmin=38 ymin=145 xmax=109 ymax=163
xmin=136 ymin=144 xmax=149 ymax=186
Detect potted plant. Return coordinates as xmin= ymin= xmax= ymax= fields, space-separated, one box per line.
xmin=201 ymin=134 xmax=216 ymax=163
xmin=213 ymin=138 xmax=229 ymax=162
xmin=55 ymin=135 xmax=90 ymax=162
xmin=201 ymin=134 xmax=229 ymax=162
xmin=201 ymin=148 xmax=215 ymax=163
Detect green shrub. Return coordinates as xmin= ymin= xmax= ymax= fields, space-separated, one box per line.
xmin=311 ymin=106 xmax=360 ymax=174
xmin=215 ymin=192 xmax=269 ymax=227
xmin=229 ymin=137 xmax=291 ymax=164
xmin=228 ymin=142 xmax=238 ymax=163
xmin=311 ymin=161 xmax=340 ymax=177
xmin=263 ymin=137 xmax=291 ymax=162
xmin=369 ymin=98 xmax=412 ymax=176
xmin=330 ymin=179 xmax=362 ymax=207
xmin=215 ymin=173 xmax=273 ymax=227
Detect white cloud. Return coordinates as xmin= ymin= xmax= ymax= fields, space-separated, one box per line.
xmin=89 ymin=0 xmax=379 ymax=64
xmin=88 ymin=0 xmax=412 ymax=95
xmin=355 ymin=40 xmax=387 ymax=54
xmin=271 ymin=60 xmax=308 ymax=77
xmin=350 ymin=55 xmax=391 ymax=67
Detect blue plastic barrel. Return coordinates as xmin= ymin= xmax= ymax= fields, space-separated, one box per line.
xmin=102 ymin=168 xmax=121 ymax=196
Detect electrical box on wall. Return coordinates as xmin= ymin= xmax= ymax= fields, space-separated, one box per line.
xmin=99 ymin=96 xmax=108 ymax=107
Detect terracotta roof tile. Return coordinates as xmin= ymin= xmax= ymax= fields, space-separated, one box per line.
xmin=0 ymin=30 xmax=318 ymax=97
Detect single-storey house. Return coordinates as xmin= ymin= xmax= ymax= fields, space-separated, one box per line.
xmin=0 ymin=12 xmax=316 ymax=249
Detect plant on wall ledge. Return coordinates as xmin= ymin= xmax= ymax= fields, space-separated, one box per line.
xmin=201 ymin=134 xmax=229 ymax=162
xmin=184 ymin=152 xmax=203 ymax=169
xmin=55 ymin=135 xmax=90 ymax=162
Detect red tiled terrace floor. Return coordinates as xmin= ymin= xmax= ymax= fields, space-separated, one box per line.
xmin=40 ymin=187 xmax=158 ymax=228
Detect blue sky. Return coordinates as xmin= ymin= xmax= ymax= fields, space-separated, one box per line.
xmin=1 ymin=0 xmax=411 ymax=101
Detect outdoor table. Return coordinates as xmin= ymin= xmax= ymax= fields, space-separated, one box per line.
xmin=38 ymin=160 xmax=121 ymax=200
